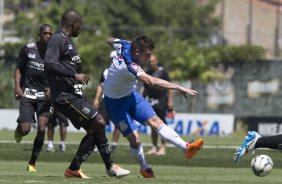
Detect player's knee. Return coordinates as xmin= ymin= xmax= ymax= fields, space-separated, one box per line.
xmin=94 ymin=114 xmax=106 ymax=129
xmin=37 ymin=126 xmax=46 ymax=134
xmin=127 ymin=132 xmax=141 ymax=149
xmin=130 ymin=141 xmax=141 ymax=149
xmin=18 ymin=124 xmax=31 ymax=136
xmin=146 ymin=116 xmax=164 ymax=131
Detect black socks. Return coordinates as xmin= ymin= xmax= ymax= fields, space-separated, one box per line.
xmin=255 ymin=134 xmax=282 ymax=150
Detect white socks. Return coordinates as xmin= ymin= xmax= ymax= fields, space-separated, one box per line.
xmin=130 ymin=144 xmax=150 ymax=170
xmin=48 ymin=140 xmax=54 ymax=148
xmin=156 ymin=124 xmax=187 ymax=151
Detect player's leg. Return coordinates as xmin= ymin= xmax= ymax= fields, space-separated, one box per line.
xmin=111 ymin=127 xmax=121 ymax=152
xmin=146 ymin=106 xmax=166 ymax=155
xmin=54 ymin=98 xmax=96 ymax=178
xmin=46 ymin=117 xmax=55 ymax=152
xmin=157 ymin=138 xmax=166 ymax=156
xmin=154 ymin=107 xmax=167 ymax=156
xmin=54 ymin=99 xmax=95 ymax=178
xmin=147 ymin=116 xmax=203 ymax=159
xmin=56 ymin=96 xmax=129 ymax=178
xmin=28 ymin=99 xmax=51 ymax=172
xmin=145 ymin=129 xmax=158 ymax=155
xmin=85 ymin=114 xmax=129 ymax=178
xmin=15 ymin=97 xmax=35 ymax=143
xmin=59 ymin=125 xmax=67 ymax=151
xmin=57 ymin=111 xmax=68 ymax=152
xmin=125 ymin=131 xmax=155 ymax=178
xmin=133 ymin=92 xmax=203 ymax=159
xmin=255 ymin=134 xmax=282 ymax=149
xmin=234 ymin=131 xmax=282 ymax=163
xmin=104 ymin=93 xmax=154 ymax=178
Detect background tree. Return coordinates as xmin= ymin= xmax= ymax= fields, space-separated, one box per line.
xmin=0 ymin=0 xmax=265 ymax=108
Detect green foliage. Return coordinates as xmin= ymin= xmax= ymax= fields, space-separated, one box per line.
xmin=2 ymin=0 xmax=266 ymax=107
xmin=215 ymin=45 xmax=266 ymax=63
xmin=167 ymin=44 xmax=266 ymax=82
xmin=0 ymin=43 xmax=23 ymax=66
xmin=0 ymin=61 xmax=17 ymax=108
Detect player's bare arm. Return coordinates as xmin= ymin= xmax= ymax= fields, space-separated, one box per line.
xmin=93 ymin=83 xmax=103 ymax=108
xmin=167 ymin=90 xmax=174 ymax=109
xmin=137 ymin=73 xmax=198 ymax=97
xmin=14 ymin=68 xmax=23 ymax=98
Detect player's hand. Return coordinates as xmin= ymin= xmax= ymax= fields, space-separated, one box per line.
xmin=182 ymin=89 xmax=198 ymax=99
xmin=15 ymin=86 xmax=23 ymax=99
xmin=74 ymin=73 xmax=90 ymax=85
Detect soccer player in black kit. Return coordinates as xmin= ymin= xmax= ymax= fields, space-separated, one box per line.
xmin=14 ymin=24 xmax=53 ymax=172
xmin=44 ymin=9 xmax=130 ymax=179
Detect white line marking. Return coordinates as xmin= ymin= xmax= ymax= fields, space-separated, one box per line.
xmin=0 ymin=140 xmax=240 ymax=149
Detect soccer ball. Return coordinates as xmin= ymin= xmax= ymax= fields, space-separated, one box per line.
xmin=250 ymin=155 xmax=273 ymax=177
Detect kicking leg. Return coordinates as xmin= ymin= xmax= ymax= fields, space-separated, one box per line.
xmin=147 ymin=116 xmax=203 ymax=159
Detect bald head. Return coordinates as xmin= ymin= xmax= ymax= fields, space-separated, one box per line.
xmin=149 ymin=54 xmax=159 ymax=70
xmin=61 ymin=9 xmax=82 ymax=27
xmin=61 ymin=9 xmax=82 ymax=37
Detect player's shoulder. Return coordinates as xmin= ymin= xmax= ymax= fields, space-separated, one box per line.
xmin=113 ymin=39 xmax=131 ymax=45
xmin=158 ymin=66 xmax=164 ymax=71
xmin=26 ymin=42 xmax=36 ymax=48
xmin=52 ymin=30 xmax=65 ymax=40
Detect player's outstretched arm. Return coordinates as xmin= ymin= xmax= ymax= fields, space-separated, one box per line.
xmin=137 ymin=73 xmax=198 ymax=97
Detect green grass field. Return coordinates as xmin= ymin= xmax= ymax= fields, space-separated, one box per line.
xmin=1 ymin=130 xmax=282 ymax=184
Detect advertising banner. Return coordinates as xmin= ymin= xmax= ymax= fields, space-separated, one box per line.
xmin=106 ymin=113 xmax=235 ymax=137
xmin=247 ymin=117 xmax=282 ymax=136
xmin=0 ymin=109 xmax=234 ymax=136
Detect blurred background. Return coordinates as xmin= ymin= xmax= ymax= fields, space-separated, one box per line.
xmin=1 ymin=0 xmax=282 ymax=136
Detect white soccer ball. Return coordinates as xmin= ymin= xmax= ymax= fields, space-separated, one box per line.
xmin=250 ymin=155 xmax=273 ymax=177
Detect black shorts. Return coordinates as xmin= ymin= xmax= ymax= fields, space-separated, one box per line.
xmin=149 ymin=96 xmax=167 ymax=124
xmin=50 ymin=110 xmax=69 ymax=127
xmin=17 ymin=96 xmax=52 ymax=123
xmin=53 ymin=94 xmax=98 ymax=130
xmin=152 ymin=106 xmax=167 ymax=123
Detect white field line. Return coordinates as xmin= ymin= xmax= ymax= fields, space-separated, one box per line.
xmin=0 ymin=140 xmax=240 ymax=149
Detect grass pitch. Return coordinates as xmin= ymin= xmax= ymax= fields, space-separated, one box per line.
xmin=0 ymin=130 xmax=282 ymax=183
xmin=1 ymin=161 xmax=282 ymax=184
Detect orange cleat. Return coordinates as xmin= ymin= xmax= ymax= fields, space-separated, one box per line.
xmin=140 ymin=168 xmax=155 ymax=178
xmin=64 ymin=169 xmax=90 ymax=179
xmin=185 ymin=138 xmax=204 ymax=159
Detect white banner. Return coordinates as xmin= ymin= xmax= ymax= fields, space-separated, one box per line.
xmin=0 ymin=109 xmax=234 ymax=136
xmin=106 ymin=113 xmax=235 ymax=137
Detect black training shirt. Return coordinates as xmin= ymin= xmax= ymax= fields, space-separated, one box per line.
xmin=17 ymin=42 xmax=49 ymax=91
xmin=44 ymin=29 xmax=82 ymax=102
xmin=144 ymin=66 xmax=170 ymax=99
